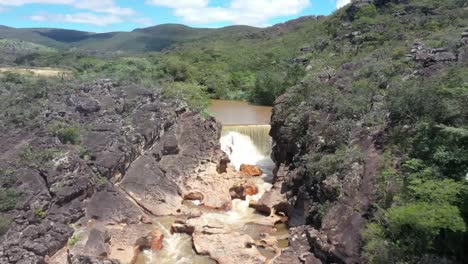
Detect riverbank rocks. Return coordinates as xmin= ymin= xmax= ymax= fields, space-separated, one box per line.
xmin=240 ymin=164 xmax=263 ymax=176
xmin=230 ymin=182 xmax=259 ymax=200
xmin=0 ymin=79 xmax=227 ymax=264
xmin=193 ymin=232 xmax=266 ymax=264
xmin=250 ymin=180 xmax=289 ymax=216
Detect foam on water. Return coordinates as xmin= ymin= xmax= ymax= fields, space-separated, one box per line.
xmin=139 ymin=125 xmax=281 ymax=263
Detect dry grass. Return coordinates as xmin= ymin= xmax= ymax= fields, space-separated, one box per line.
xmin=0 ymin=67 xmax=71 ymax=77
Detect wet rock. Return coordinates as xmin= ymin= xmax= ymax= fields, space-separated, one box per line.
xmin=229 ymin=185 xmax=246 ymax=200
xmin=193 ymin=232 xmax=266 ymax=264
xmin=250 ymin=181 xmax=288 ymax=216
xmin=244 ymin=183 xmax=259 ymax=196
xmin=240 ymin=164 xmax=263 ymax=176
xmin=150 ymin=229 xmax=164 ymax=251
xmin=185 ymin=163 xmax=244 ymax=209
xmin=69 ymin=255 xmax=120 ymax=264
xmin=217 ymin=152 xmax=230 ymax=174
xmin=272 ymin=226 xmax=320 ymax=264
xmin=171 ymin=221 xmax=195 ymax=235
xmin=183 ymin=192 xmax=204 ymax=202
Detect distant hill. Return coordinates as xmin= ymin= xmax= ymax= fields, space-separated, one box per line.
xmin=0 ymin=38 xmax=55 ymax=64
xmin=0 ymin=24 xmax=261 ymax=53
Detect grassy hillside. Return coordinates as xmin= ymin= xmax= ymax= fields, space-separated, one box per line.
xmin=0 ymin=24 xmax=261 ymax=53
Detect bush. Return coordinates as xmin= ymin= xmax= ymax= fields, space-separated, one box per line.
xmin=0 ymin=188 xmax=19 ymax=212
xmin=48 ymin=122 xmax=81 ymax=144
xmin=162 ymin=82 xmax=210 ymax=111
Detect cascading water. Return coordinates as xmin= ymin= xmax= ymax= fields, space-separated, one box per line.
xmin=138 ymin=100 xmax=288 ymax=263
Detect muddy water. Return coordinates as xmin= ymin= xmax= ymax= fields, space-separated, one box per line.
xmin=137 ymin=100 xmax=287 ymax=264
xmin=209 ymin=100 xmax=272 ymax=125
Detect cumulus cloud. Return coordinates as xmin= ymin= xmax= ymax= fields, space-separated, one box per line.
xmin=148 ymin=0 xmax=311 ymax=26
xmin=335 ymin=0 xmax=351 ymax=9
xmin=0 ymin=0 xmax=150 ymax=26
xmin=30 ymin=12 xmax=123 ymax=26
xmin=0 ymin=0 xmax=134 ymax=15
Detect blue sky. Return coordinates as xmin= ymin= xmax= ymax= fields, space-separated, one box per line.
xmin=0 ymin=0 xmax=350 ymax=32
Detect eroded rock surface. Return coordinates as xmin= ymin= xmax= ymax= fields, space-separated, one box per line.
xmin=0 ymin=80 xmax=226 ymax=264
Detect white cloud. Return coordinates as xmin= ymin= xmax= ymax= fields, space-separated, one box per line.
xmin=0 ymin=0 xmax=134 ymax=15
xmin=30 ymin=12 xmax=123 ymax=26
xmin=0 ymin=0 xmax=153 ymax=26
xmin=147 ymin=0 xmax=208 ymax=9
xmin=335 ymin=0 xmax=351 ymax=8
xmin=148 ymin=0 xmax=311 ymax=27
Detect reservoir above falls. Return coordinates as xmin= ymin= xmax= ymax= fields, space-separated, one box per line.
xmin=209 ymin=100 xmax=272 ymax=125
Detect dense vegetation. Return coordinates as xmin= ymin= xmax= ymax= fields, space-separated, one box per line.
xmin=0 ymin=0 xmax=467 ymax=263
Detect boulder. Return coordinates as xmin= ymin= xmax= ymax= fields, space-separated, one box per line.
xmin=68 ymin=94 xmax=102 ymax=114
xmin=240 ymin=164 xmax=263 ymax=176
xmin=193 ymin=232 xmax=266 ymax=264
xmin=150 ymin=229 xmax=164 ymax=251
xmin=244 ymin=183 xmax=259 ymax=196
xmin=250 ymin=182 xmax=288 ymax=216
xmin=229 ymin=185 xmax=246 ymax=200
xmin=217 ymin=152 xmax=231 ymax=174
xmin=183 ymin=192 xmax=204 ymax=202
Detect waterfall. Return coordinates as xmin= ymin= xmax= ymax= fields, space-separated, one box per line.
xmin=222 ymin=125 xmax=272 ymax=157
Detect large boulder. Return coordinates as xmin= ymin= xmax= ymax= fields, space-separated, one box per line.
xmin=240 ymin=164 xmax=263 ymax=176
xmin=193 ymin=232 xmax=266 ymax=264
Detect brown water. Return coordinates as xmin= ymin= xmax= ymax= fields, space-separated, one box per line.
xmin=137 ymin=100 xmax=287 ymax=264
xmin=209 ymin=100 xmax=272 ymax=125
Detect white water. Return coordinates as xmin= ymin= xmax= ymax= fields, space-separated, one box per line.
xmin=139 ymin=127 xmax=282 ymax=263
xmin=208 ymin=130 xmax=275 ymax=227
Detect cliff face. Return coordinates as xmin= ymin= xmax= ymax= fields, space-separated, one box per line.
xmin=267 ymin=0 xmax=468 ymax=263
xmin=0 ymin=80 xmax=224 ymax=263
xmin=269 ymin=76 xmax=387 ymax=264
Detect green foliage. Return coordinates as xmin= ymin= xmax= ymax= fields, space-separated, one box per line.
xmin=387 ymin=202 xmax=465 ymax=254
xmin=363 ymin=223 xmax=399 ymax=264
xmin=48 ymin=122 xmax=81 ymax=145
xmin=356 ymin=4 xmax=378 ymax=20
xmin=0 ymin=188 xmax=19 ymax=212
xmin=35 ymin=209 xmax=48 ymax=219
xmin=68 ymin=233 xmax=81 ymax=247
xmin=162 ymin=82 xmax=210 ymax=111
xmin=163 ymin=56 xmax=194 ymax=82
xmin=19 ymin=146 xmax=62 ymax=169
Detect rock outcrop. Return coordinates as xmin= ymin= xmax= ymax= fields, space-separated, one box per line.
xmin=0 ymin=80 xmax=226 ymax=264
xmin=269 ymin=47 xmax=389 ymax=264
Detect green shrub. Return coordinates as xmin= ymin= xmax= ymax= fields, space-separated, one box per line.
xmin=35 ymin=209 xmax=48 ymax=219
xmin=68 ymin=233 xmax=81 ymax=247
xmin=48 ymin=122 xmax=81 ymax=144
xmin=0 ymin=188 xmax=19 ymax=212
xmin=357 ymin=4 xmax=378 ymax=19
xmin=162 ymin=82 xmax=210 ymax=111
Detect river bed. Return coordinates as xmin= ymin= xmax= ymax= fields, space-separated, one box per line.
xmin=136 ymin=100 xmax=286 ymax=263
